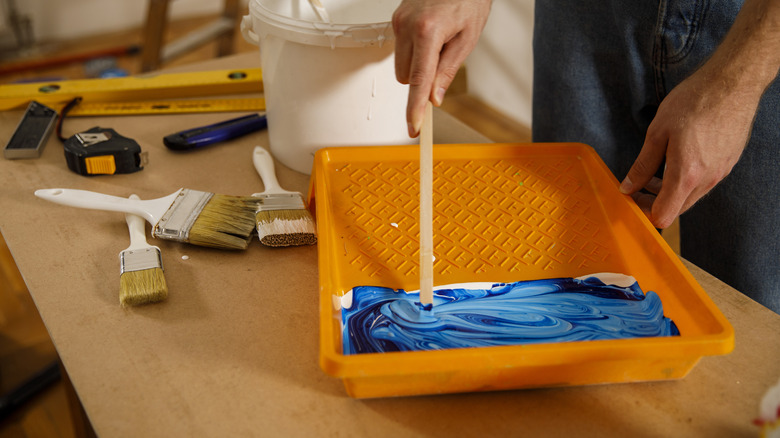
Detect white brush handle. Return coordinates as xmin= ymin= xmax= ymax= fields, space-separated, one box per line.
xmin=252 ymin=146 xmax=296 ymax=195
xmin=125 ymin=195 xmax=154 ymax=250
xmin=34 ymin=188 xmax=181 ymax=226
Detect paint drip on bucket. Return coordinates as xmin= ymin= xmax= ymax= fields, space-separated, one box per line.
xmin=241 ymin=0 xmax=414 ymax=174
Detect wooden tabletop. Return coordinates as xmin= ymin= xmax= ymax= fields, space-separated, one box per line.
xmin=1 ymin=53 xmax=778 ymax=437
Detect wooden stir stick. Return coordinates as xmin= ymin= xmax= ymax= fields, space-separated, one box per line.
xmin=419 ymin=101 xmax=434 ymax=307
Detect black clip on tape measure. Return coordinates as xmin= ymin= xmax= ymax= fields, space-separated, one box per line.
xmin=63 ymin=127 xmax=145 ymax=176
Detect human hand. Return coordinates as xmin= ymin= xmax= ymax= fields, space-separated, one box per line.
xmin=619 ymin=0 xmax=780 ymax=229
xmin=392 ymin=0 xmax=492 ymax=137
xmin=619 ymin=70 xmax=759 ymax=229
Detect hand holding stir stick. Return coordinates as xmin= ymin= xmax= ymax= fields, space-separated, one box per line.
xmin=419 ymin=101 xmax=434 ymax=307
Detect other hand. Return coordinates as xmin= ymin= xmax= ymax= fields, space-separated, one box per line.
xmin=620 ymin=69 xmax=760 ymax=229
xmin=620 ymin=0 xmax=780 ymax=229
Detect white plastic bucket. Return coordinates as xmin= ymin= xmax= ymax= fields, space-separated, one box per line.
xmin=241 ymin=0 xmax=412 ymax=174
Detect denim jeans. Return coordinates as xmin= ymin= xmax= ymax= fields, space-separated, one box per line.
xmin=532 ymin=0 xmax=779 ymax=313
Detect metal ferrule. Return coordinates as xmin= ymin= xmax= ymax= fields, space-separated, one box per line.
xmin=120 ymin=247 xmax=163 ymax=273
xmin=153 ymin=189 xmax=212 ymax=242
xmin=256 ymin=193 xmax=305 ymax=212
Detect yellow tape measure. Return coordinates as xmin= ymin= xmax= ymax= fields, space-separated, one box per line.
xmin=0 ymin=68 xmax=264 ymax=115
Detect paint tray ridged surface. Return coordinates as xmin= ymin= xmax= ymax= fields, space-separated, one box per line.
xmin=312 ymin=143 xmax=733 ymax=398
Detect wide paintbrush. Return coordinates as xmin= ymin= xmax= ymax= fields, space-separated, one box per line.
xmin=35 ymin=188 xmax=259 ymax=250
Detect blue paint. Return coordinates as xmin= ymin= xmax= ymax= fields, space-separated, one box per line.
xmin=342 ymin=275 xmax=679 ymax=355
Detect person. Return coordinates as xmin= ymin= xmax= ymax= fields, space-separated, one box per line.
xmin=391 ymin=0 xmax=780 ymax=313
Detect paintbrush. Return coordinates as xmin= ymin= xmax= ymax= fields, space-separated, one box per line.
xmin=34 ymin=188 xmax=259 ymax=250
xmin=119 ymin=195 xmax=168 ymax=306
xmin=251 ymin=146 xmax=317 ymax=247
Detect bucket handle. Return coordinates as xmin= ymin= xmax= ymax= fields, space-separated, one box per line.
xmin=240 ymin=15 xmax=260 ymax=46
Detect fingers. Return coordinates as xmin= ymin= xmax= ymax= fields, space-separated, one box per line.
xmin=393 ymin=13 xmax=413 ymax=85
xmin=394 ymin=5 xmax=439 ymax=137
xmin=623 ymin=150 xmax=710 ymax=229
xmin=434 ymin=36 xmax=474 ymax=104
xmin=651 ymin=163 xmax=711 ymax=229
xmin=393 ymin=0 xmax=491 ymax=137
xmin=630 ymin=192 xmax=655 ymax=217
xmin=393 ymin=3 xmax=425 ymax=87
xmin=619 ymin=128 xmax=667 ymax=196
xmin=620 ymin=125 xmax=684 ymax=229
xmin=407 ymin=38 xmax=472 ymax=136
xmin=644 ymin=176 xmax=663 ymax=194
xmin=406 ymin=33 xmax=440 ymax=137
xmin=626 ymin=159 xmax=718 ymax=229
xmin=405 ymin=36 xmax=479 ymax=137
xmin=649 ymin=179 xmax=689 ymax=229
xmin=623 ymin=152 xmax=689 ymax=229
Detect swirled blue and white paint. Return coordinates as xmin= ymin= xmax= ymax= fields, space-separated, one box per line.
xmin=341 ymin=273 xmax=679 ymax=355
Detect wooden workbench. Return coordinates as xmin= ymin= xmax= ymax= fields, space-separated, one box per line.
xmin=1 ymin=53 xmax=778 ymax=437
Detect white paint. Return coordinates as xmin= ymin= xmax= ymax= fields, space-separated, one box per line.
xmin=336 ymin=290 xmax=353 ymax=310
xmin=256 ymin=217 xmax=316 ymax=240
xmin=181 ymin=255 xmax=190 ymax=260
xmin=575 ymin=273 xmax=637 ymax=288
xmin=340 ymin=274 xmax=638 ymax=309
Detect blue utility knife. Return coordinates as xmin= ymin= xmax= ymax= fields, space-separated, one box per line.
xmin=163 ymin=113 xmax=267 ymax=150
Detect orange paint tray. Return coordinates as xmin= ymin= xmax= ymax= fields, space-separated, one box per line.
xmin=311 ymin=143 xmax=733 ymax=398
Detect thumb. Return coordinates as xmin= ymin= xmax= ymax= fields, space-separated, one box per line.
xmin=620 ymin=133 xmax=667 ymax=195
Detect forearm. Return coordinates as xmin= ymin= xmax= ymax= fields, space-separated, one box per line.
xmin=698 ymin=0 xmax=780 ymax=101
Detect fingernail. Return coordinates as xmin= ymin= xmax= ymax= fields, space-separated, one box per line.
xmin=434 ymin=87 xmax=446 ymax=106
xmin=408 ymin=122 xmax=419 ymax=138
xmin=619 ymin=177 xmax=632 ymax=194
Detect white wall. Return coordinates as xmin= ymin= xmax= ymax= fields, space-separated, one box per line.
xmin=10 ymin=0 xmax=237 ymax=41
xmin=465 ymin=0 xmax=534 ymax=128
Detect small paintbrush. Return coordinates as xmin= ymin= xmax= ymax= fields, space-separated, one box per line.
xmin=119 ymin=195 xmax=168 ymax=306
xmin=35 ymin=188 xmax=259 ymax=250
xmin=251 ymin=146 xmax=317 ymax=247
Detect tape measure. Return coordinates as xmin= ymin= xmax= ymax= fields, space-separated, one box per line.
xmin=0 ymin=68 xmax=264 ymax=115
xmin=63 ymin=127 xmax=145 ymax=175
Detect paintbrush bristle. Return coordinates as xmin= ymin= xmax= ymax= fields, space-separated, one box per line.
xmin=188 ymin=194 xmax=260 ymax=250
xmin=256 ymin=208 xmax=317 ymax=247
xmin=119 ymin=267 xmax=168 ymax=307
